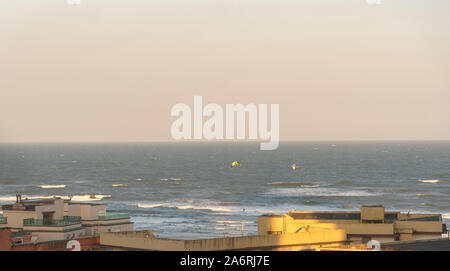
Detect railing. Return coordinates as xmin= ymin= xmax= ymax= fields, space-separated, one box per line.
xmin=23 ymin=216 xmax=81 ymax=226
xmin=63 ymin=216 xmax=83 ymax=223
xmin=98 ymin=213 xmax=130 ymax=220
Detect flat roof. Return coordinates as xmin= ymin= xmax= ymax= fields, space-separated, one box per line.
xmin=68 ymin=202 xmax=106 ymax=206
xmin=382 ymin=238 xmax=450 ymax=251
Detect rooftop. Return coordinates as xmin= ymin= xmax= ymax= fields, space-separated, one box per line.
xmin=382 ymin=238 xmax=450 ymax=251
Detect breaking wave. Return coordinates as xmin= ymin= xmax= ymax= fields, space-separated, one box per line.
xmin=137 ymin=203 xmax=166 ymax=209
xmin=268 ymin=182 xmax=319 ymax=188
xmin=160 ymin=178 xmax=183 ymax=182
xmin=418 ymin=179 xmax=440 ymax=184
xmin=266 ymin=187 xmax=380 ymax=197
xmin=136 ymin=202 xmax=230 ymax=212
xmin=0 ymin=194 xmax=111 ymax=202
xmin=39 ymin=185 xmax=66 ymax=189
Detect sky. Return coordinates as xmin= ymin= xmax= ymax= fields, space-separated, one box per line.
xmin=0 ymin=0 xmax=449 ymax=142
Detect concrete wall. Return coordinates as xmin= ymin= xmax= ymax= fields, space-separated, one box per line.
xmin=260 ymin=210 xmax=443 ymax=244
xmin=2 ymin=210 xmax=35 ymax=229
xmin=23 ymin=223 xmax=86 ymax=242
xmin=68 ymin=204 xmax=106 ymax=220
xmin=28 ymin=229 xmax=85 ymax=242
xmin=394 ymin=221 xmax=442 ymax=234
xmin=68 ymin=204 xmax=81 ymax=217
xmin=100 ymin=229 xmax=347 ymax=251
xmin=35 ymin=199 xmax=65 ymax=220
xmin=258 ymin=215 xmax=284 ymax=235
xmin=82 ymin=217 xmax=133 ymax=236
xmin=361 ymin=206 xmax=384 ymax=221
xmin=11 ymin=236 xmax=100 ymax=251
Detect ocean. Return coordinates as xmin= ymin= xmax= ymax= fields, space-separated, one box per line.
xmin=0 ymin=142 xmax=449 ymax=239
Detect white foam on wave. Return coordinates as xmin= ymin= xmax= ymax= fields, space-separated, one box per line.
xmin=70 ymin=194 xmax=111 ymax=201
xmin=266 ymin=187 xmax=379 ymax=197
xmin=216 ymin=220 xmax=240 ymax=224
xmin=0 ymin=196 xmax=17 ymax=202
xmin=39 ymin=185 xmax=66 ymax=189
xmin=112 ymin=184 xmax=125 ymax=187
xmin=160 ymin=178 xmax=183 ymax=182
xmin=0 ymin=194 xmax=111 ymax=202
xmin=418 ymin=179 xmax=440 ymax=183
xmin=268 ymin=181 xmax=303 ymax=186
xmin=268 ymin=182 xmax=320 ymax=188
xmin=300 ymin=184 xmax=320 ymax=188
xmin=176 ymin=205 xmax=231 ymax=212
xmin=137 ymin=203 xmax=166 ymax=208
xmin=136 ymin=202 xmax=230 ymax=212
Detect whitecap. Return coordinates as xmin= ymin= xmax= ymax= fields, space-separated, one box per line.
xmin=268 ymin=182 xmax=319 ymax=187
xmin=418 ymin=179 xmax=440 ymax=184
xmin=176 ymin=205 xmax=230 ymax=212
xmin=300 ymin=184 xmax=321 ymax=188
xmin=69 ymin=194 xmax=111 ymax=201
xmin=136 ymin=202 xmax=230 ymax=212
xmin=39 ymin=185 xmax=66 ymax=189
xmin=266 ymin=187 xmax=379 ymax=197
xmin=0 ymin=196 xmax=17 ymax=202
xmin=137 ymin=203 xmax=166 ymax=208
xmin=161 ymin=178 xmax=183 ymax=182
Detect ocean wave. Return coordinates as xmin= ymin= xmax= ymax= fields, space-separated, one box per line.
xmin=39 ymin=185 xmax=66 ymax=189
xmin=0 ymin=194 xmax=111 ymax=202
xmin=137 ymin=203 xmax=166 ymax=208
xmin=266 ymin=187 xmax=380 ymax=197
xmin=70 ymin=194 xmax=111 ymax=201
xmin=268 ymin=182 xmax=319 ymax=188
xmin=268 ymin=181 xmax=303 ymax=186
xmin=0 ymin=196 xmax=17 ymax=202
xmin=135 ymin=178 xmax=143 ymax=181
xmin=176 ymin=205 xmax=230 ymax=212
xmin=136 ymin=202 xmax=230 ymax=212
xmin=300 ymin=184 xmax=321 ymax=188
xmin=112 ymin=184 xmax=125 ymax=187
xmin=216 ymin=220 xmax=241 ymax=224
xmin=418 ymin=179 xmax=440 ymax=184
xmin=161 ymin=178 xmax=183 ymax=182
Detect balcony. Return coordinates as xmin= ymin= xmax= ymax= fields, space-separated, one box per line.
xmin=23 ymin=216 xmax=81 ymax=226
xmin=98 ymin=213 xmax=130 ymax=220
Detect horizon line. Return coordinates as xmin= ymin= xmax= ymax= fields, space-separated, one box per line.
xmin=1 ymin=139 xmax=450 ymax=144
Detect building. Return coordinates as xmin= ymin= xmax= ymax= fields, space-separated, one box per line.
xmin=99 ymin=205 xmax=447 ymax=251
xmin=1 ymin=202 xmax=447 ymax=251
xmin=258 ymin=205 xmax=445 ymax=243
xmin=99 ymin=228 xmax=348 ymax=251
xmin=1 ymin=195 xmax=133 ymax=243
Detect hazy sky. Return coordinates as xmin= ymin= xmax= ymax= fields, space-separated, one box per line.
xmin=1 ymin=0 xmax=449 ymax=142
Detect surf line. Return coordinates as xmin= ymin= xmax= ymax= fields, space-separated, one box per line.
xmin=170 ymin=96 xmax=279 ymax=150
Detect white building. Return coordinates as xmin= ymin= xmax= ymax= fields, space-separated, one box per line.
xmin=1 ymin=195 xmax=133 ymax=242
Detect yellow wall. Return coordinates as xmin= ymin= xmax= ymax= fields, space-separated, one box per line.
xmin=100 ymin=229 xmax=347 ymax=251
